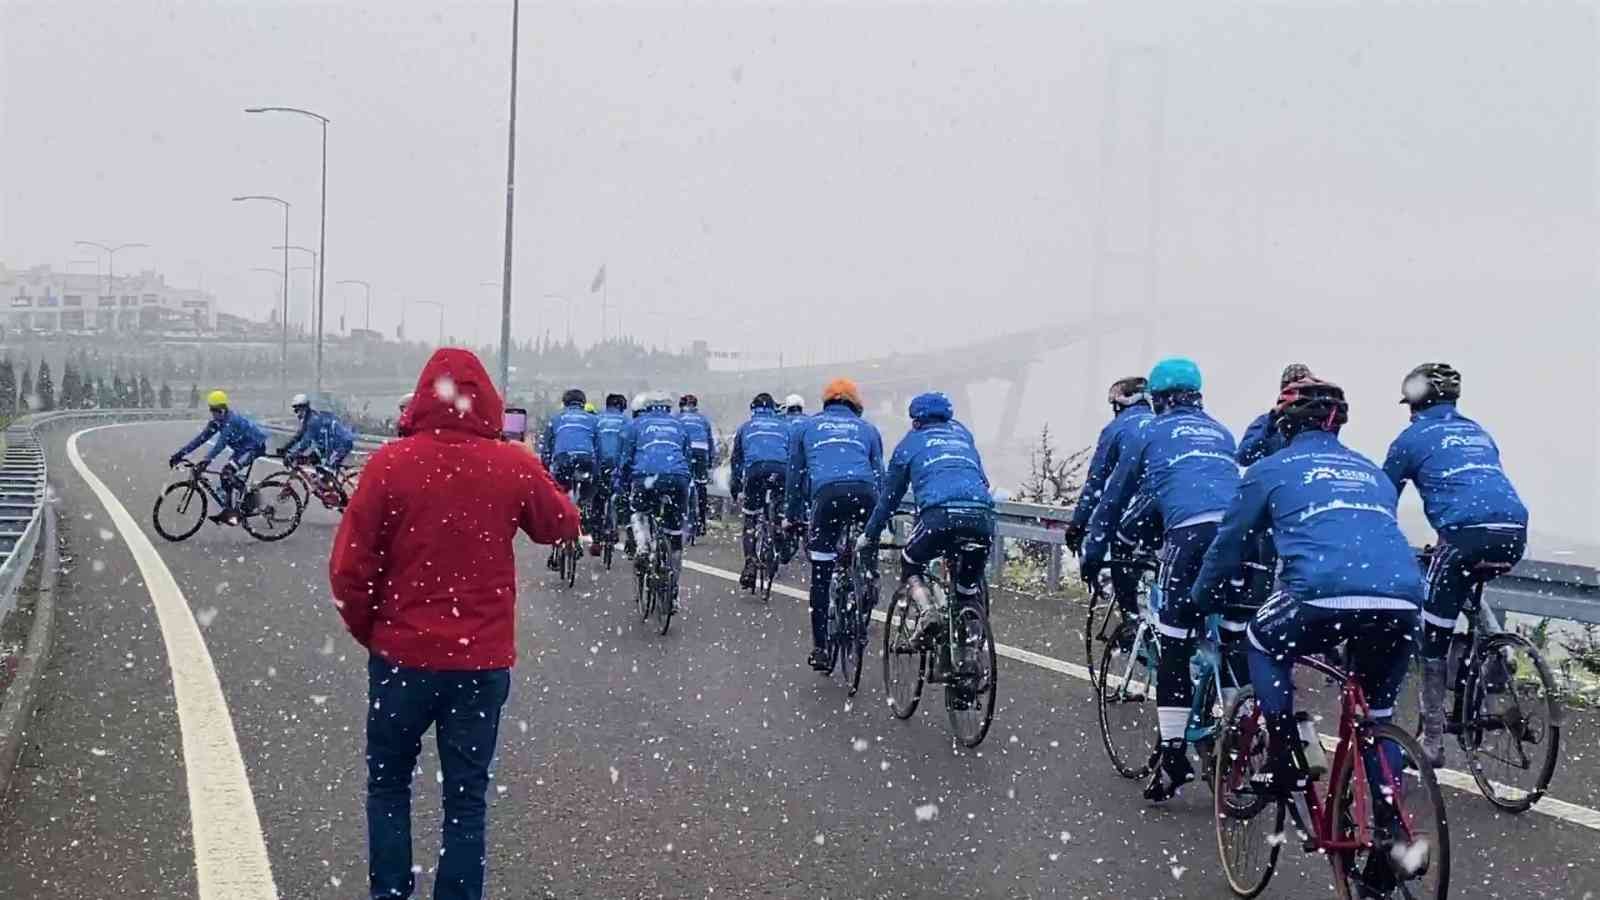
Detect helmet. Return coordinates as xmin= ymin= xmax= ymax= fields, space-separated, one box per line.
xmin=562 ymin=388 xmax=586 ymax=407
xmin=782 ymin=393 xmax=804 ymax=412
xmin=751 ymin=392 xmax=775 ymax=410
xmin=1275 ymin=377 xmax=1349 ymax=436
xmin=605 ymin=392 xmax=628 ymax=411
xmin=1279 ymin=363 xmax=1313 ymax=388
xmin=583 ymin=401 xmax=597 ymax=414
xmin=399 ymin=392 xmax=413 ymax=412
xmin=679 ymin=393 xmax=699 ymax=410
xmin=908 ymin=392 xmax=953 ymax=424
xmin=645 ymin=390 xmax=673 ymax=411
xmin=1148 ymin=358 xmax=1202 ymax=394
xmin=206 ymin=389 xmax=230 ymax=410
xmin=1107 ymin=376 xmax=1148 ymax=411
xmin=821 ymin=377 xmax=863 ymax=413
xmin=290 ymin=392 xmax=309 ymax=409
xmin=1400 ymin=363 xmax=1460 ymax=408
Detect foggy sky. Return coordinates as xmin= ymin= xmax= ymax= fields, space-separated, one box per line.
xmin=2 ymin=1 xmax=1596 ymax=549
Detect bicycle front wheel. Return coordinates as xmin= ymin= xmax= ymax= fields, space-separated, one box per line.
xmin=152 ymin=481 xmax=208 ymax=542
xmin=1330 ymin=722 xmax=1450 ymax=900
xmin=242 ymin=475 xmax=305 ymax=542
xmin=1213 ymin=687 xmax=1283 ymax=899
xmin=1096 ymin=620 xmax=1158 ymax=779
xmin=1464 ymin=633 xmax=1561 ymax=813
xmin=881 ymin=588 xmax=924 ymax=719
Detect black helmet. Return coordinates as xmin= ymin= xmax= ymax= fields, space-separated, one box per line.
xmin=605 ymin=392 xmax=628 ymax=411
xmin=562 ymin=388 xmax=587 ymax=407
xmin=1274 ymin=377 xmax=1348 ymax=438
xmin=750 ymin=392 xmax=775 ymax=410
xmin=1107 ymin=376 xmax=1148 ymax=411
xmin=1279 ymin=363 xmax=1313 ymax=388
xmin=679 ymin=393 xmax=698 ymax=409
xmin=1400 ymin=363 xmax=1460 ymax=409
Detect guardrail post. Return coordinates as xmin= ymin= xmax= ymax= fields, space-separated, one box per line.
xmin=989 ymin=535 xmax=1005 ymax=585
xmin=1047 ymin=546 xmax=1061 ymax=593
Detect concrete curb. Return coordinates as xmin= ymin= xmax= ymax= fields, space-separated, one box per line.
xmin=0 ymin=503 xmax=58 ymax=800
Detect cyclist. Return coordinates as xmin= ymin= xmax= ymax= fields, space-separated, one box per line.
xmin=584 ymin=401 xmax=597 ymax=414
xmin=861 ymin=392 xmax=993 ymax=680
xmin=677 ymin=394 xmax=716 ymax=535
xmin=279 ymin=393 xmax=357 ymax=478
xmin=787 ymin=378 xmax=883 ymax=671
xmin=730 ymin=392 xmax=792 ymax=588
xmin=593 ymin=393 xmax=630 ymax=557
xmin=168 ymin=390 xmax=270 ymax=526
xmin=1081 ymin=357 xmax=1239 ymax=802
xmin=1382 ymin=362 xmax=1528 ymax=767
xmin=616 ymin=391 xmax=693 ymax=597
xmin=1236 ymin=363 xmax=1313 ymax=466
xmin=782 ymin=393 xmax=806 ymax=420
xmin=1065 ymin=376 xmax=1156 ymax=617
xmin=540 ymin=388 xmax=599 ymax=569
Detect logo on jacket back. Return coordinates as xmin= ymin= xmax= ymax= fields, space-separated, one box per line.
xmin=815 ymin=421 xmax=857 ymax=434
xmin=924 ymin=437 xmax=971 ymax=450
xmin=1302 ymin=465 xmax=1379 ymax=487
xmin=1170 ymin=424 xmax=1225 ymax=441
xmin=1440 ymin=434 xmax=1493 ymax=450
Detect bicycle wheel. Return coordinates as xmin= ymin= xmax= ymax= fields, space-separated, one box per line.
xmin=1096 ymin=620 xmax=1158 ymax=778
xmin=1213 ymin=687 xmax=1283 ymax=899
xmin=1330 ymin=722 xmax=1449 ymax=900
xmin=881 ymin=587 xmax=924 ymax=719
xmin=946 ymin=600 xmax=997 ymax=748
xmin=654 ymin=559 xmax=675 ymax=636
xmin=839 ymin=600 xmax=867 ymax=696
xmin=562 ymin=541 xmax=579 ymax=588
xmin=242 ymin=474 xmax=305 ymax=542
xmin=636 ymin=566 xmax=651 ymax=621
xmin=152 ymin=481 xmax=208 ymax=542
xmin=1462 ymin=633 xmax=1561 ymax=812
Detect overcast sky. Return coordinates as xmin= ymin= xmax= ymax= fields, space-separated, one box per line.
xmin=2 ymin=1 xmax=1596 ymax=548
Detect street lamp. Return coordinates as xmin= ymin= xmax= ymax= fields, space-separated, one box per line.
xmin=497 ymin=0 xmax=522 ymax=395
xmin=74 ymin=241 xmax=149 ymax=314
xmin=233 ymin=195 xmax=291 ymax=407
xmin=272 ymin=244 xmax=318 ymax=337
xmin=404 ymin=300 xmax=446 ymax=347
xmin=246 ymin=105 xmax=330 ymax=406
xmin=336 ymin=279 xmax=372 ymax=333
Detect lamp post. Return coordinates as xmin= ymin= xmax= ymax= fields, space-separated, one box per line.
xmin=496 ymin=0 xmax=522 ymax=394
xmin=245 ymin=105 xmax=329 ymax=406
xmin=336 ymin=279 xmax=372 ymax=333
xmin=232 ymin=195 xmax=290 ymax=406
xmin=272 ymin=244 xmax=318 ymax=337
xmin=74 ymin=241 xmax=149 ymax=321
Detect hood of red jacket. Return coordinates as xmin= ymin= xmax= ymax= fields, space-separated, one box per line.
xmin=397 ymin=348 xmax=504 ymax=440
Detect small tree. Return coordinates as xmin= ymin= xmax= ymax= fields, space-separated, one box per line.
xmin=159 ymin=381 xmax=173 ymax=409
xmin=20 ymin=364 xmax=34 ymax=411
xmin=1015 ymin=424 xmax=1091 ymax=508
xmin=189 ymin=383 xmax=201 ymax=409
xmin=35 ymin=360 xmax=54 ymax=412
xmin=138 ymin=374 xmax=155 ymax=409
xmin=0 ymin=358 xmax=15 ymax=416
xmin=96 ymin=378 xmax=115 ymax=409
xmin=60 ymin=363 xmax=80 ymax=410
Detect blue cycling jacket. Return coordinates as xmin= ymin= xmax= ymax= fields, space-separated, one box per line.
xmin=1194 ymin=430 xmax=1425 ymax=607
xmin=595 ymin=410 xmax=628 ymax=465
xmin=677 ymin=410 xmax=716 ymax=458
xmin=731 ymin=408 xmax=791 ymax=494
xmin=179 ymin=411 xmax=269 ymax=464
xmin=1382 ymin=403 xmax=1528 ymax=532
xmin=284 ymin=409 xmax=355 ymax=458
xmin=541 ymin=404 xmax=599 ymax=460
xmin=1236 ymin=411 xmax=1288 ymax=466
xmin=1071 ymin=402 xmax=1153 ymax=530
xmin=786 ymin=401 xmax=883 ymax=518
xmin=618 ymin=410 xmax=692 ymax=486
xmin=864 ymin=417 xmax=992 ymax=539
xmin=1083 ymin=403 xmax=1239 ymax=565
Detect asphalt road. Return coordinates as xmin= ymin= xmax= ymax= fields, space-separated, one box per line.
xmin=0 ymin=420 xmax=1596 ymax=899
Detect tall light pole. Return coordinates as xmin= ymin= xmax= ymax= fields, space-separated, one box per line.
xmin=233 ymin=195 xmax=290 ymax=407
xmin=272 ymin=244 xmax=318 ymax=338
xmin=74 ymin=241 xmax=149 ymax=322
xmin=497 ymin=0 xmax=521 ymax=394
xmin=410 ymin=300 xmax=446 ymax=347
xmin=337 ymin=279 xmax=372 ymax=332
xmin=246 ymin=105 xmax=329 ymax=407
xmin=480 ymin=280 xmax=502 ymax=351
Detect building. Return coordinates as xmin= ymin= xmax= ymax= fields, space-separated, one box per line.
xmin=0 ymin=263 xmax=218 ymax=335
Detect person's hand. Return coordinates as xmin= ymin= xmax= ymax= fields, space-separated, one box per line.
xmin=1063 ymin=522 xmax=1086 ymax=556
xmin=168 ymin=453 xmax=183 ymax=469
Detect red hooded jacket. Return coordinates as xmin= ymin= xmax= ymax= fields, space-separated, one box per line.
xmin=329 ymin=348 xmax=579 ymax=670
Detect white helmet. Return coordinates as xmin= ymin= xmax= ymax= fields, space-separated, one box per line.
xmin=399 ymin=392 xmax=413 ymax=412
xmin=290 ymin=393 xmax=309 ymax=409
xmin=630 ymin=392 xmax=648 ymax=414
xmin=782 ymin=393 xmax=804 ymax=412
xmin=644 ymin=390 xmax=673 ymax=410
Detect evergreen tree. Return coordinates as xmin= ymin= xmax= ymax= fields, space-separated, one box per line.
xmin=36 ymin=360 xmax=54 ymax=412
xmin=20 ymin=364 xmax=34 ymax=410
xmin=189 ymin=383 xmax=201 ymax=409
xmin=138 ymin=374 xmax=155 ymax=408
xmin=112 ymin=374 xmax=126 ymax=407
xmin=159 ymin=381 xmax=173 ymax=409
xmin=96 ymin=378 xmax=115 ymax=409
xmin=0 ymin=359 xmax=14 ymax=415
xmin=60 ymin=363 xmax=80 ymax=410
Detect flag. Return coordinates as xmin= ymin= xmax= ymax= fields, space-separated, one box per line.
xmin=589 ymin=264 xmax=606 ymax=293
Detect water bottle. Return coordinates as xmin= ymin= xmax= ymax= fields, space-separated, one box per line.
xmin=1295 ymin=712 xmax=1329 ymax=778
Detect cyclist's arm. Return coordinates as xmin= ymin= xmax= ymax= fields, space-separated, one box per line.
xmin=201 ymin=423 xmax=234 ymax=465
xmin=177 ymin=420 xmax=219 ymax=459
xmin=1082 ymin=441 xmax=1144 ymax=563
xmin=517 ymin=454 xmax=581 ymax=545
xmin=1380 ymin=434 xmax=1413 ymax=497
xmin=869 ymin=427 xmax=885 ymax=492
xmin=864 ymin=437 xmax=913 ymax=540
xmin=282 ymin=417 xmax=310 ymax=455
xmin=1192 ymin=471 xmax=1269 ymax=610
xmin=539 ymin=418 xmax=556 ymax=461
xmin=704 ymin=417 xmax=717 ymax=460
xmin=784 ymin=425 xmax=808 ymax=521
xmin=729 ymin=425 xmax=746 ymax=496
xmin=1070 ymin=429 xmax=1116 ymax=530
xmin=615 ymin=424 xmax=635 ymax=492
xmin=1236 ymin=412 xmax=1275 ymax=467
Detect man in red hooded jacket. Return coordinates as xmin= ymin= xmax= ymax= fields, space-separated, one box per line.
xmin=330 ymin=348 xmax=578 ymax=900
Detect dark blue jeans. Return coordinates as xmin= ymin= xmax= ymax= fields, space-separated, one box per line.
xmin=367 ymin=656 xmax=511 ymax=900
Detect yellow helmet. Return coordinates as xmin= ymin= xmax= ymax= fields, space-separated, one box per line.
xmin=206 ymin=389 xmax=230 ymax=409
xmin=584 ymin=402 xmax=597 ymax=414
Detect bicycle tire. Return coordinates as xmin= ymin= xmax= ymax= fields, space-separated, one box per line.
xmin=1212 ymin=686 xmax=1283 ymax=898
xmin=946 ymin=600 xmax=997 ymax=748
xmin=242 ymin=475 xmax=305 ymax=542
xmin=1096 ymin=619 xmax=1158 ymax=779
xmin=1330 ymin=722 xmax=1449 ymax=900
xmin=654 ymin=551 xmax=674 ymax=636
xmin=562 ymin=541 xmax=578 ymax=588
xmin=151 ymin=481 xmax=208 ymax=542
xmin=840 ymin=602 xmax=866 ymax=697
xmin=881 ymin=588 xmax=924 ymax=719
xmin=1463 ymin=633 xmax=1561 ymax=813
xmin=637 ymin=567 xmax=651 ymax=621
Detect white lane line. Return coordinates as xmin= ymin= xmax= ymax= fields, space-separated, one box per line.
xmin=68 ymin=425 xmax=279 ymax=898
xmin=683 ymin=557 xmax=1600 ymax=833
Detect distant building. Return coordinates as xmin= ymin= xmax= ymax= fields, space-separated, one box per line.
xmin=0 ymin=262 xmax=218 ymax=335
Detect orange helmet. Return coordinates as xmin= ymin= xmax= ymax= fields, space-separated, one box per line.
xmin=821 ymin=377 xmax=863 ymax=413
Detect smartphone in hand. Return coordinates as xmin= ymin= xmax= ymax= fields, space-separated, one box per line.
xmin=502 ymin=407 xmax=528 ymax=443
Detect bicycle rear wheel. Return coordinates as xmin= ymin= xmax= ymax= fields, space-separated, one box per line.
xmin=1330 ymin=722 xmax=1450 ymax=900
xmin=1096 ymin=620 xmax=1158 ymax=779
xmin=636 ymin=567 xmax=652 ymax=621
xmin=654 ymin=547 xmax=675 ymax=635
xmin=152 ymin=481 xmax=208 ymax=542
xmin=839 ymin=602 xmax=867 ymax=696
xmin=882 ymin=588 xmax=924 ymax=719
xmin=1464 ymin=633 xmax=1561 ymax=812
xmin=946 ymin=600 xmax=997 ymax=748
xmin=1213 ymin=687 xmax=1283 ymax=899
xmin=242 ymin=475 xmax=305 ymax=542
xmin=562 ymin=541 xmax=578 ymax=588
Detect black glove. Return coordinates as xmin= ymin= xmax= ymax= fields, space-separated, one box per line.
xmin=1063 ymin=522 xmax=1086 ymax=556
xmin=221 ymin=462 xmax=238 ymax=481
xmin=168 ymin=453 xmax=183 ymax=469
xmin=1079 ymin=555 xmax=1102 ymax=586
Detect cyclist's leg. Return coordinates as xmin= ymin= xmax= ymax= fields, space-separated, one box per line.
xmin=1343 ymin=608 xmax=1422 ymax=887
xmin=1149 ymin=522 xmax=1217 ymax=798
xmin=848 ymin=484 xmax=879 ymax=584
xmin=1111 ymin=494 xmax=1160 ymax=615
xmin=692 ymin=452 xmax=711 ymax=526
xmin=1420 ymin=538 xmax=1472 ymax=761
xmin=1245 ymin=591 xmax=1311 ymax=793
xmin=805 ymin=484 xmax=850 ymax=663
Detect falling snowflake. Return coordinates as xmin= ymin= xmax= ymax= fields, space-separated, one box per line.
xmin=914 ymin=803 xmax=939 ymax=822
xmin=812 ymin=834 xmax=826 ymax=846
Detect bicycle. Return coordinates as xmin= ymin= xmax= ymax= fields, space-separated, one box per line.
xmin=630 ymin=487 xmax=677 ymax=636
xmin=596 ymin=480 xmax=618 ymax=571
xmin=881 ymin=525 xmax=998 ymax=748
xmin=261 ymin=451 xmax=360 ymax=513
xmin=820 ymin=520 xmax=877 ymax=695
xmin=1083 ymin=557 xmax=1159 ymax=686
xmin=1413 ymin=549 xmax=1561 ymax=813
xmin=684 ymin=475 xmax=707 ymax=547
xmin=746 ymin=485 xmax=782 ymax=603
xmin=553 ymin=468 xmax=593 ymax=588
xmin=153 ymin=461 xmax=305 ymax=543
xmin=1214 ymin=655 xmax=1450 ymax=900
